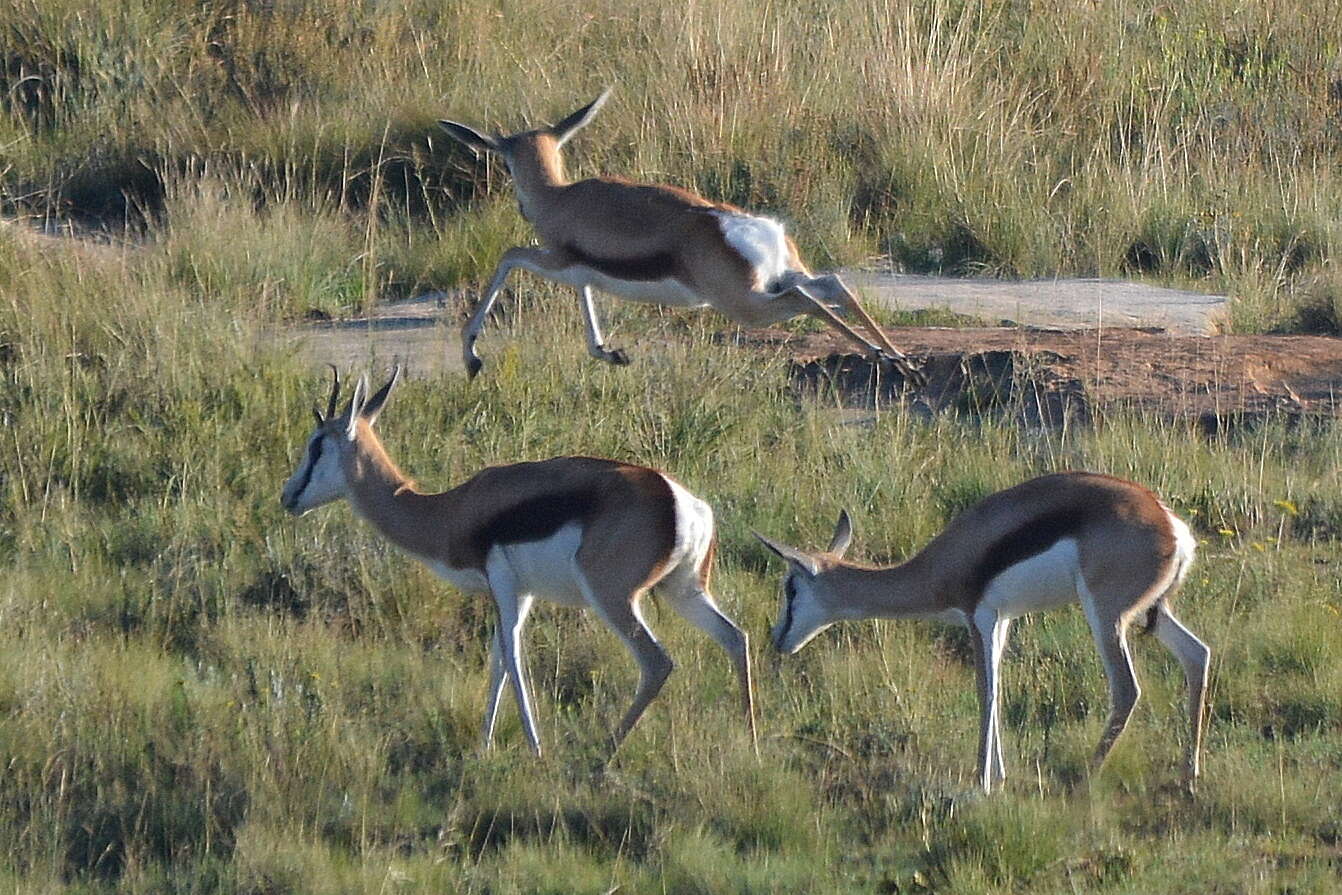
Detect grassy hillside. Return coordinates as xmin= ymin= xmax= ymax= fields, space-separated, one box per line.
xmin=4 ymin=0 xmax=1342 ymax=327
xmin=2 ymin=1 xmax=1342 ymax=892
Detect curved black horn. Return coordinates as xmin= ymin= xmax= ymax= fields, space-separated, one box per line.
xmin=324 ymin=364 xmax=341 ymax=419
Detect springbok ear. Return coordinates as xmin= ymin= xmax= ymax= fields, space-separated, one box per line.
xmin=344 ymin=375 xmax=368 ymax=440
xmin=550 ymin=88 xmax=612 ymax=147
xmin=359 ymin=366 xmax=400 ymax=426
xmin=438 ymin=119 xmax=500 ymax=154
xmin=752 ymin=532 xmax=819 ymax=577
xmin=827 ymin=509 xmax=854 ymax=558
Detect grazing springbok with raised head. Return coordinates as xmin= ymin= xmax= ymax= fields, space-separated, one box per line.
xmin=755 ymin=472 xmax=1211 ymax=793
xmin=438 ymin=90 xmax=922 ymax=383
xmin=280 ymin=367 xmax=755 ymax=755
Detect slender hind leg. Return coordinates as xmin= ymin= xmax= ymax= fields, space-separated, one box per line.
xmin=761 ymin=281 xmax=924 ymax=386
xmin=1150 ymin=603 xmax=1211 ymax=785
xmin=575 ymin=572 xmax=673 ymax=751
xmin=1082 ymin=592 xmax=1142 ymax=777
xmin=785 ymin=283 xmax=890 ymax=358
xmin=808 ymin=273 xmax=924 ymax=385
xmin=578 ymin=285 xmax=629 ymax=365
xmin=661 ymin=571 xmax=756 ymax=748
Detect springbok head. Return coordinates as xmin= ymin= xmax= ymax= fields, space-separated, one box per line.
xmin=438 ymin=90 xmax=612 ymax=181
xmin=280 ymin=367 xmax=400 ymax=515
xmin=754 ymin=510 xmax=853 ymax=653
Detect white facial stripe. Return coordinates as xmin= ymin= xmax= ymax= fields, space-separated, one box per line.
xmin=285 ymin=435 xmax=324 ymax=509
xmin=283 ymin=430 xmax=349 ymax=515
xmin=774 ymin=571 xmax=834 ymax=654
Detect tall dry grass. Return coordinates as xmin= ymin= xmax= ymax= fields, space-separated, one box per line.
xmin=3 ymin=0 xmax=1340 ymax=325
xmin=1 ymin=1 xmax=1342 ymax=891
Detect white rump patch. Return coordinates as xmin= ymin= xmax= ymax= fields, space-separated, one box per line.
xmin=663 ymin=475 xmax=714 ymax=570
xmin=712 ymin=211 xmax=794 ymax=291
xmin=1165 ymin=507 xmax=1197 ymax=571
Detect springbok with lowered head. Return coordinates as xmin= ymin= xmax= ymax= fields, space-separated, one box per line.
xmin=280 ymin=367 xmax=755 ymax=755
xmin=756 ymin=472 xmax=1210 ymax=793
xmin=438 ymin=90 xmax=921 ymax=383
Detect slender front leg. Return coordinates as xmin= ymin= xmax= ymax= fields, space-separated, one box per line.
xmin=578 ymin=285 xmax=630 ymax=366
xmin=464 ymin=246 xmax=578 ymax=379
xmin=481 ymin=631 xmax=507 ymax=750
xmin=971 ymin=608 xmax=1007 ymax=793
xmin=488 ymin=560 xmax=542 ymax=755
xmin=990 ymin=616 xmax=1013 ymax=785
xmin=481 ymin=594 xmax=535 ymax=751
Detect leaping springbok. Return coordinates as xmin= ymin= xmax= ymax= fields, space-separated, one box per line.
xmin=756 ymin=472 xmax=1211 ymax=793
xmin=438 ymin=90 xmax=922 ymax=384
xmin=280 ymin=367 xmax=755 ymax=755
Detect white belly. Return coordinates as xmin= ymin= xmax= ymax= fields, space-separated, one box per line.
xmin=424 ymin=524 xmax=589 ymax=606
xmin=584 ymin=270 xmax=707 ymax=308
xmin=490 ymin=523 xmax=589 ymax=607
xmin=426 ymin=560 xmax=490 ymax=595
xmin=922 ymin=607 xmax=969 ymax=626
xmin=978 ymin=538 xmax=1081 ymax=619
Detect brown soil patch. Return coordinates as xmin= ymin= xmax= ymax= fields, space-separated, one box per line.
xmin=784 ymin=326 xmax=1342 ymax=429
xmin=271 ymin=288 xmax=1342 ymax=432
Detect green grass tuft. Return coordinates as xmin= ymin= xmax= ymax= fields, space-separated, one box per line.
xmin=3 ymin=0 xmax=1342 ymax=890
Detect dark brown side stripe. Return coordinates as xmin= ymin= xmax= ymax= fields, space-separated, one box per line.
xmin=968 ymin=508 xmax=1090 ymax=597
xmin=562 ymin=244 xmax=680 ymax=281
xmin=470 ymin=491 xmax=599 ymax=560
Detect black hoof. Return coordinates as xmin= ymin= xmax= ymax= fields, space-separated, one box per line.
xmin=607 ymin=347 xmax=630 ymax=366
xmin=874 ymin=352 xmax=927 ymax=388
xmin=466 ymin=357 xmax=484 ymax=380
xmin=902 ymin=363 xmax=929 ymax=389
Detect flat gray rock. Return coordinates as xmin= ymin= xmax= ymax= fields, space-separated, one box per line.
xmin=274 ymin=292 xmax=465 ymax=377
xmin=278 ymin=275 xmax=1230 ymax=376
xmin=843 ymin=271 xmax=1227 ymax=335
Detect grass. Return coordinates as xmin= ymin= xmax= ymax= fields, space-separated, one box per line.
xmin=3 ymin=213 xmax=1342 ymax=890
xmin=4 ymin=0 xmax=1342 ymax=327
xmin=2 ymin=0 xmax=1342 ymax=891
